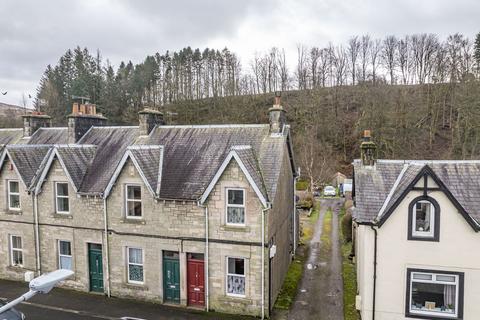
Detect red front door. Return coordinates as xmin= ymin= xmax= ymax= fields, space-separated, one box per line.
xmin=187 ymin=253 xmax=205 ymax=306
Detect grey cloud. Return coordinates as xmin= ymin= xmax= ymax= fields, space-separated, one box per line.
xmin=0 ymin=0 xmax=478 ymax=106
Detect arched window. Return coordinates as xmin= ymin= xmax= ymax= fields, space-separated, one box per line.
xmin=408 ymin=196 xmax=440 ymax=241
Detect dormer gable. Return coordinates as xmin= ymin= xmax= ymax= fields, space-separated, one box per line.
xmin=200 ymin=145 xmax=268 ymax=208
xmin=34 ymin=145 xmax=97 ymax=195
xmin=104 ymin=145 xmax=163 ymax=198
xmin=376 ymin=164 xmax=480 ymax=231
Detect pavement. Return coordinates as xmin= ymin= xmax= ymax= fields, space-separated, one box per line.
xmin=0 ymin=279 xmax=253 ymax=320
xmin=278 ymin=198 xmax=345 ymax=320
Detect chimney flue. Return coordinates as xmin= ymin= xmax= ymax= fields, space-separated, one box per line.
xmin=68 ymin=103 xmax=106 ymax=143
xmin=360 ymin=129 xmax=377 ymax=166
xmin=268 ymin=92 xmax=286 ymax=135
xmin=138 ymin=108 xmax=165 ymax=136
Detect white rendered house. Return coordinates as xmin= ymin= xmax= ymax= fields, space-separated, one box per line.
xmin=353 ymin=131 xmax=480 ymax=320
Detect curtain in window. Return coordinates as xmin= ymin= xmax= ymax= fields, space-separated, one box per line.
xmin=129 ymin=248 xmax=142 ymax=264
xmin=444 ymin=284 xmax=456 ymax=308
xmin=227 ymin=275 xmax=245 ymax=295
xmin=424 ymin=206 xmax=431 ymax=231
xmin=227 ymin=207 xmax=245 ymax=224
xmin=60 ymin=256 xmax=72 ymax=270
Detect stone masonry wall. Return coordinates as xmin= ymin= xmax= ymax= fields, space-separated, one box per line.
xmin=37 ymin=159 xmax=104 ymax=291
xmin=267 ymin=147 xmax=294 ymax=306
xmin=0 ymin=159 xmax=36 ymax=280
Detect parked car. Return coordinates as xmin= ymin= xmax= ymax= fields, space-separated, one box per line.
xmin=313 ymin=190 xmax=321 ymax=197
xmin=323 ymin=185 xmax=336 ymax=197
xmin=0 ymin=299 xmax=25 ymax=320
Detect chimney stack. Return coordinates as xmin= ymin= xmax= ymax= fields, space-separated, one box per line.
xmin=360 ymin=130 xmax=377 ymax=166
xmin=268 ymin=91 xmax=287 ymax=135
xmin=22 ymin=112 xmax=52 ymax=137
xmin=68 ymin=103 xmax=107 ymax=143
xmin=138 ymin=108 xmax=165 ymax=136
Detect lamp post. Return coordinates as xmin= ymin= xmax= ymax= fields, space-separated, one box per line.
xmin=0 ymin=269 xmax=74 ymax=315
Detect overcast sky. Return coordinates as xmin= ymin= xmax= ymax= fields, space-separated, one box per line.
xmin=1 ymin=0 xmax=478 ymax=107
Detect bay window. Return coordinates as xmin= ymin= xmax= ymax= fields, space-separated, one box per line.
xmin=406 ymin=269 xmax=464 ymax=319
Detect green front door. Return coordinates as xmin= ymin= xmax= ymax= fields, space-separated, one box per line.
xmin=163 ymin=251 xmax=180 ymax=303
xmin=88 ymin=243 xmax=104 ymax=292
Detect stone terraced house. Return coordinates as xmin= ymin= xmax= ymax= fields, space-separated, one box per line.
xmin=0 ymin=97 xmax=297 ymax=318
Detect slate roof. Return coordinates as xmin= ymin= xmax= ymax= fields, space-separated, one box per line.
xmin=28 ymin=128 xmax=68 ymax=145
xmin=128 ymin=146 xmax=162 ymax=195
xmin=233 ymin=146 xmax=268 ymax=199
xmin=78 ymin=127 xmax=139 ymax=194
xmin=55 ymin=146 xmax=97 ymax=190
xmin=5 ymin=145 xmax=51 ymax=188
xmin=0 ymin=129 xmax=23 ymax=145
xmin=1 ymin=122 xmax=293 ymax=202
xmin=143 ymin=125 xmax=288 ymax=201
xmin=353 ymin=159 xmax=480 ymax=227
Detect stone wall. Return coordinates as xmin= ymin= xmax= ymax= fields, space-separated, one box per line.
xmin=0 ymin=159 xmax=36 ymax=280
xmin=267 ymin=146 xmax=294 ymax=307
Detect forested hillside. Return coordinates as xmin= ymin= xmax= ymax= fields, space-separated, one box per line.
xmin=12 ymin=32 xmax=480 ymax=187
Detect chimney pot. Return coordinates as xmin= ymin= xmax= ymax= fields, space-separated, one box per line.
xmin=72 ymin=103 xmax=79 ymax=114
xmin=268 ymin=92 xmax=286 ymax=135
xmin=274 ymin=91 xmax=281 ymax=106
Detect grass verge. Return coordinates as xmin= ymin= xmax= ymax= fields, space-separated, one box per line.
xmin=321 ymin=208 xmax=332 ymax=248
xmin=339 ymin=206 xmax=360 ymax=320
xmin=274 ymin=201 xmax=320 ymax=310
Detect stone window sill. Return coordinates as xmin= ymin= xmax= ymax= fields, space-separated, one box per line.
xmin=52 ymin=213 xmax=73 ymax=219
xmin=218 ymin=295 xmax=252 ymax=305
xmin=6 ymin=265 xmax=27 ymax=272
xmin=5 ymin=210 xmax=22 ymax=215
xmin=220 ymin=225 xmax=251 ymax=232
xmin=123 ymin=282 xmax=149 ymax=291
xmin=121 ymin=218 xmax=146 ymax=225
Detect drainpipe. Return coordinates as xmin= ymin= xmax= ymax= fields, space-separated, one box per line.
xmin=293 ymin=175 xmax=298 ymax=255
xmin=33 ymin=193 xmax=41 ymax=276
xmin=370 ymin=225 xmax=378 ymax=320
xmin=197 ymin=201 xmax=209 ymax=312
xmin=261 ymin=204 xmax=271 ymax=320
xmin=103 ymin=197 xmax=111 ymax=297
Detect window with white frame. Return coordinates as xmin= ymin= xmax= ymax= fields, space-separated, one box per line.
xmin=407 ymin=269 xmax=463 ymax=319
xmin=127 ymin=247 xmax=144 ymax=284
xmin=226 ymin=189 xmax=245 ymax=225
xmin=412 ymin=200 xmax=435 ymax=238
xmin=10 ymin=235 xmax=23 ymax=267
xmin=58 ymin=240 xmax=72 ymax=270
xmin=55 ymin=182 xmax=70 ymax=214
xmin=226 ymin=257 xmax=245 ymax=296
xmin=125 ymin=185 xmax=142 ymax=218
xmin=8 ymin=180 xmax=20 ymax=210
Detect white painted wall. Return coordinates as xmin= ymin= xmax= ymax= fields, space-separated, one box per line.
xmin=356 ymin=180 xmax=480 ymax=319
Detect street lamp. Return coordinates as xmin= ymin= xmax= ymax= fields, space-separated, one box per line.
xmin=0 ymin=269 xmax=74 ymax=314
